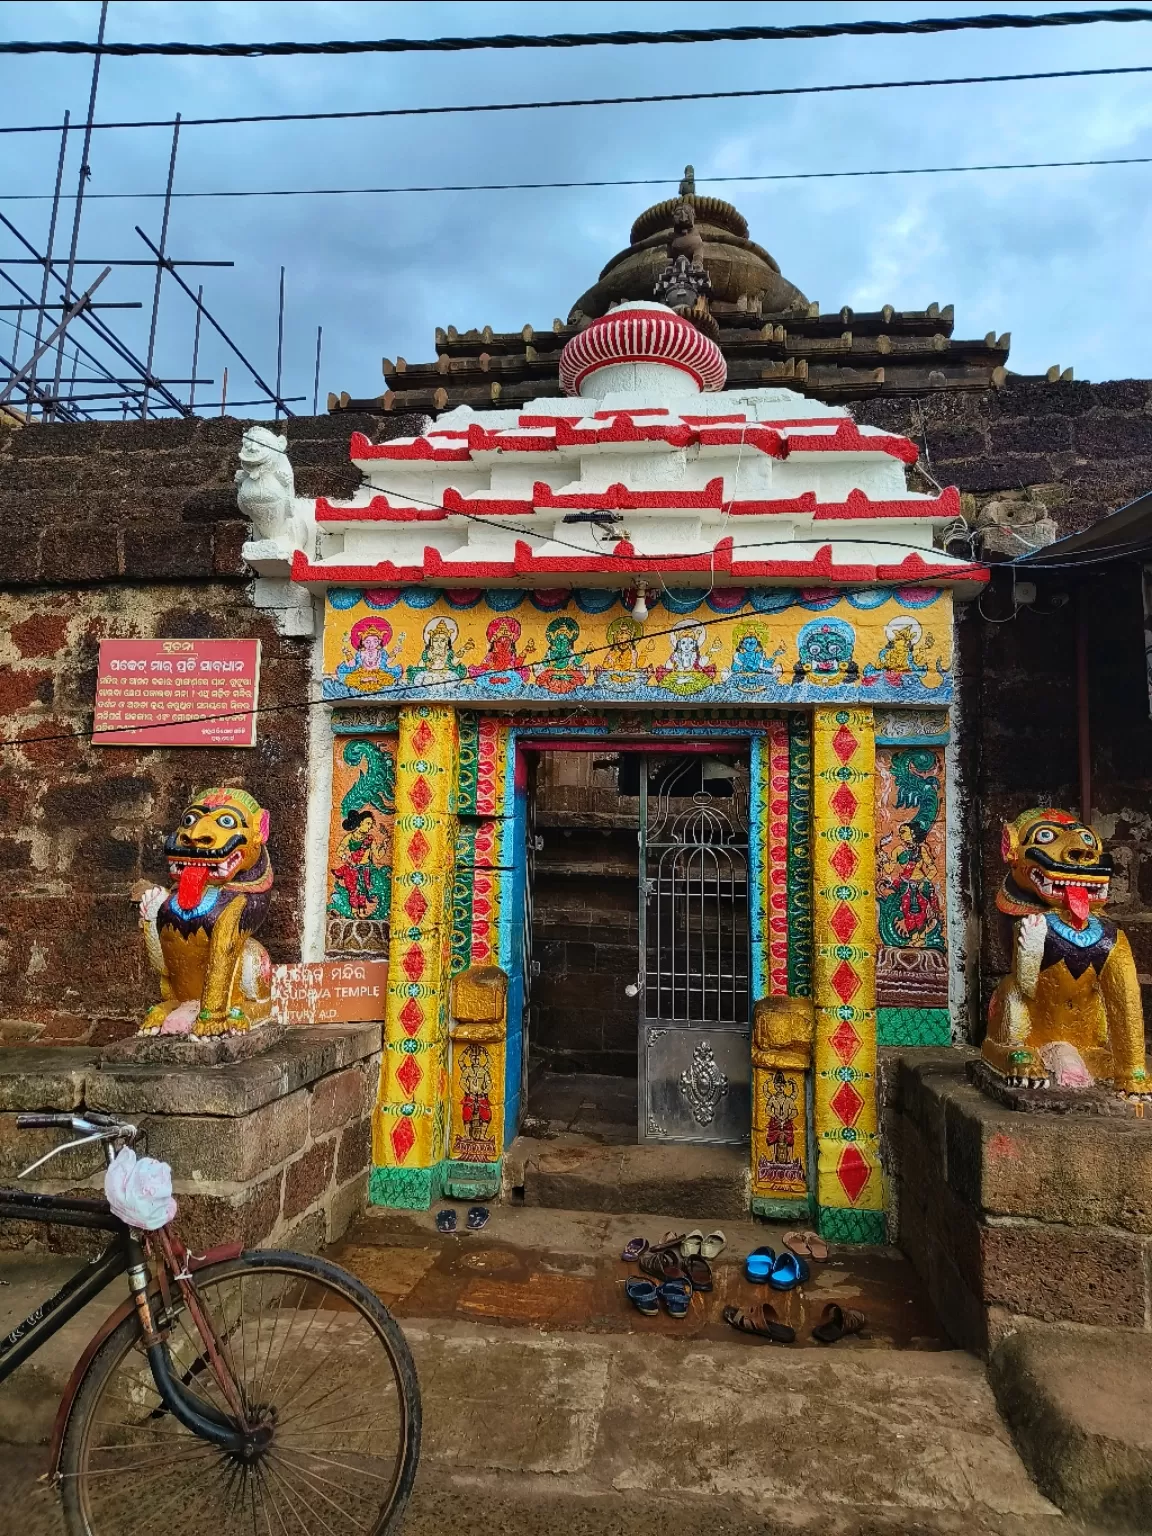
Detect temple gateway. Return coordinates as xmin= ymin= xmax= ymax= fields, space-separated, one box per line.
xmin=258 ymin=178 xmax=996 ymax=1237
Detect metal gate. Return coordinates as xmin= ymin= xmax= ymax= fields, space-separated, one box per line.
xmin=638 ymin=753 xmax=751 ymax=1144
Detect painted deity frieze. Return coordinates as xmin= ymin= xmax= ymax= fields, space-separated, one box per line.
xmin=875 ymin=745 xmax=950 ymax=1039
xmin=326 ymin=735 xmax=397 ymax=955
xmin=322 ymin=586 xmax=954 ymax=707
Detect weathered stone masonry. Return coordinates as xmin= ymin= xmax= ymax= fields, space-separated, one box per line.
xmin=0 ymin=410 xmax=421 ymax=1046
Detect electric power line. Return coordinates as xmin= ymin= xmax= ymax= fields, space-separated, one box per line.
xmin=3 ymin=155 xmax=1152 ymax=205
xmin=4 ymin=63 xmax=1152 ymax=137
xmin=2 ymin=8 xmax=1151 ymax=57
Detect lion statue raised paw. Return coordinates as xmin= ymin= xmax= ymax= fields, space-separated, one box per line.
xmin=135 ymin=788 xmax=274 ymax=1038
xmin=983 ymin=807 xmax=1148 ymax=1097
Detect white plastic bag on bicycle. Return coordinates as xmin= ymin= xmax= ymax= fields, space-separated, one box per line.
xmin=104 ymin=1145 xmax=177 ymax=1230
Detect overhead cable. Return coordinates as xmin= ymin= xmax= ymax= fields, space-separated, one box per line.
xmin=4 ymin=63 xmax=1152 ymax=135
xmin=3 ymin=156 xmax=1150 ymax=204
xmin=2 ymin=8 xmax=1151 ymax=57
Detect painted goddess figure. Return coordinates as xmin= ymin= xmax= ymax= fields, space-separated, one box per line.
xmin=406 ymin=616 xmax=473 ymax=688
xmin=336 ymin=616 xmax=404 ymax=693
xmin=726 ymin=620 xmax=784 ymax=691
xmin=654 ymin=620 xmax=720 ymax=697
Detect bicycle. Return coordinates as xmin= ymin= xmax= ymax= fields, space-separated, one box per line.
xmin=0 ymin=1110 xmax=421 ymax=1534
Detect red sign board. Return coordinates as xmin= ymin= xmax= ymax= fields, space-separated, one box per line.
xmin=92 ymin=639 xmax=261 ymax=747
xmin=272 ymin=960 xmax=388 ymax=1026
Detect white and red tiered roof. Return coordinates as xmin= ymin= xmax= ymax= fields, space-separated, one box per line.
xmin=286 ymin=301 xmax=985 ymax=593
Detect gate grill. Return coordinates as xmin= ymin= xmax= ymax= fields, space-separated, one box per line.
xmin=640 ymin=757 xmax=750 ymax=1027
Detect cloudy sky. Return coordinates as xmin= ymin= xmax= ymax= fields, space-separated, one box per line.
xmin=1 ymin=0 xmax=1151 ymax=415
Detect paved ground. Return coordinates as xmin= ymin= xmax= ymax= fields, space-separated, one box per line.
xmin=0 ymin=1203 xmax=1095 ymax=1533
xmin=0 ymin=1324 xmax=1065 ymax=1535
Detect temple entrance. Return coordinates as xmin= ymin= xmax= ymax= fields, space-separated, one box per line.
xmin=638 ymin=752 xmax=751 ymax=1144
xmin=521 ymin=745 xmax=751 ymax=1146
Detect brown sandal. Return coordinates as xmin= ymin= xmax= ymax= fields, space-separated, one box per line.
xmin=722 ymin=1302 xmax=795 ymax=1344
xmin=639 ymin=1249 xmax=689 ymax=1284
xmin=811 ymin=1303 xmax=866 ymax=1344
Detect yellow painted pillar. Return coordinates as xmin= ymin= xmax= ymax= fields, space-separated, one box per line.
xmin=371 ymin=705 xmax=458 ymax=1208
xmin=811 ymin=707 xmax=885 ymax=1243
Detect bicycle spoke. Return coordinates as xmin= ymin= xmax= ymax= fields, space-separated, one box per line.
xmin=66 ymin=1258 xmax=416 ymax=1535
xmin=262 ymin=1456 xmax=347 ymax=1536
xmin=272 ymin=1448 xmax=396 ymax=1484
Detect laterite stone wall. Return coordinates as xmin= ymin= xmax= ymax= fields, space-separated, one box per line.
xmin=0 ymin=410 xmax=422 ymax=1045
xmin=858 ymin=382 xmax=1152 ymax=1040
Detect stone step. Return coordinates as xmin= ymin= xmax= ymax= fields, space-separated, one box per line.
xmin=506 ymin=1135 xmax=749 ymax=1218
xmin=989 ymin=1321 xmax=1152 ymax=1530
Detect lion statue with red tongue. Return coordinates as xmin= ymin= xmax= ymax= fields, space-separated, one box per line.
xmin=983 ymin=807 xmax=1148 ymax=1095
xmin=135 ymin=788 xmax=274 ymax=1037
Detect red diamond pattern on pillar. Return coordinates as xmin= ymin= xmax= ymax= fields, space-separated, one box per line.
xmin=390 ymin=1118 xmax=416 ymax=1164
xmin=829 ymin=1079 xmax=865 ymax=1127
xmin=407 ymin=830 xmax=430 ymax=866
xmin=396 ymin=1055 xmax=422 ymax=1097
xmin=829 ymin=843 xmax=857 ymax=880
xmin=828 ymin=1018 xmax=862 ymax=1065
xmin=832 ymin=725 xmax=858 ymax=764
xmin=404 ymin=889 xmax=429 ymax=924
xmin=830 ymin=960 xmax=860 ymax=1003
xmin=829 ymin=902 xmax=858 ymax=943
xmin=402 ymin=943 xmax=426 ymax=983
xmin=836 ymin=1144 xmax=872 ymax=1204
xmin=399 ymin=998 xmax=423 ymax=1036
xmin=411 ymin=719 xmax=434 ymax=754
xmin=829 ymin=784 xmax=858 ymax=822
xmin=409 ymin=776 xmax=433 ymax=813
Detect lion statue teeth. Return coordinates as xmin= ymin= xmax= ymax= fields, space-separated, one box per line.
xmin=982 ymin=807 xmax=1148 ymax=1097
xmin=135 ymin=788 xmax=275 ymax=1038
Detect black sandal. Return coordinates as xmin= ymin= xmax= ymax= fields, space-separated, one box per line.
xmin=811 ymin=1303 xmax=866 ymax=1344
xmin=722 ymin=1302 xmax=795 ymax=1344
xmin=682 ymin=1254 xmax=713 ymax=1291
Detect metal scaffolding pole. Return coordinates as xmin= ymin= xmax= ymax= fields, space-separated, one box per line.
xmin=51 ymin=0 xmax=108 ymax=417
xmin=0 ymin=267 xmax=111 ymax=406
xmin=136 ymin=226 xmax=296 ymax=417
xmin=26 ymin=113 xmax=69 ymax=414
xmin=141 ymin=113 xmax=180 ymax=417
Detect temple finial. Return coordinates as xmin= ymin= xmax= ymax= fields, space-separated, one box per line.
xmin=679 ymin=164 xmax=695 ymax=198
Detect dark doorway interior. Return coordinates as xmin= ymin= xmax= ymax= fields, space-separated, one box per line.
xmin=528 ymin=750 xmax=640 ymax=1083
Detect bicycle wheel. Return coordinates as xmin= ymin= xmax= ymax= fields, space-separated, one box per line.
xmin=59 ymin=1248 xmax=421 ymax=1536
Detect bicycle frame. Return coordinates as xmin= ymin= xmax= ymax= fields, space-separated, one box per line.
xmin=0 ymin=1183 xmax=255 ymax=1468
xmin=0 ymin=1187 xmax=125 ymax=1385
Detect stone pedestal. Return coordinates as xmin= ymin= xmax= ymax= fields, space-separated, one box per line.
xmin=0 ymin=1025 xmax=381 ymax=1255
xmin=100 ymin=1019 xmax=289 ymax=1066
xmin=888 ymin=1046 xmax=1152 ymax=1356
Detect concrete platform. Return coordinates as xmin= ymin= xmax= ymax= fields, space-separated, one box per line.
xmin=989 ymin=1322 xmax=1152 ymax=1531
xmin=2 ymin=1323 xmax=1061 ymax=1536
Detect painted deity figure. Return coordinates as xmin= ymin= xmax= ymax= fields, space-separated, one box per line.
xmin=864 ymin=616 xmax=942 ymax=689
xmin=534 ymin=616 xmax=589 ymax=693
xmin=459 ymin=1043 xmax=495 ymax=1145
xmin=136 ymin=788 xmax=274 ymax=1037
xmin=792 ymin=616 xmax=860 ymax=686
xmin=726 ymin=621 xmax=784 ymax=691
xmin=982 ymin=807 xmax=1148 ymax=1095
xmin=337 ymin=616 xmax=404 ymax=692
xmin=877 ymin=749 xmax=944 ymax=950
xmin=329 ymin=809 xmax=391 ymax=920
xmin=406 ymin=616 xmax=472 ymax=687
xmin=654 ymin=620 xmax=720 ymax=696
xmin=469 ymin=616 xmax=535 ymax=688
xmin=594 ymin=615 xmax=654 ymax=687
xmin=763 ymin=1070 xmax=799 ymax=1166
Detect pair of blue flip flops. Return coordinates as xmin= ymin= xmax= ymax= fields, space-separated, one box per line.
xmin=745 ymin=1245 xmax=810 ymax=1290
xmin=435 ymin=1206 xmax=488 ymax=1233
xmin=625 ymin=1276 xmax=692 ymax=1318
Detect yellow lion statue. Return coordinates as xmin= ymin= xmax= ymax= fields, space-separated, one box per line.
xmin=983 ymin=807 xmax=1147 ymax=1096
xmin=136 ymin=788 xmax=274 ymax=1037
